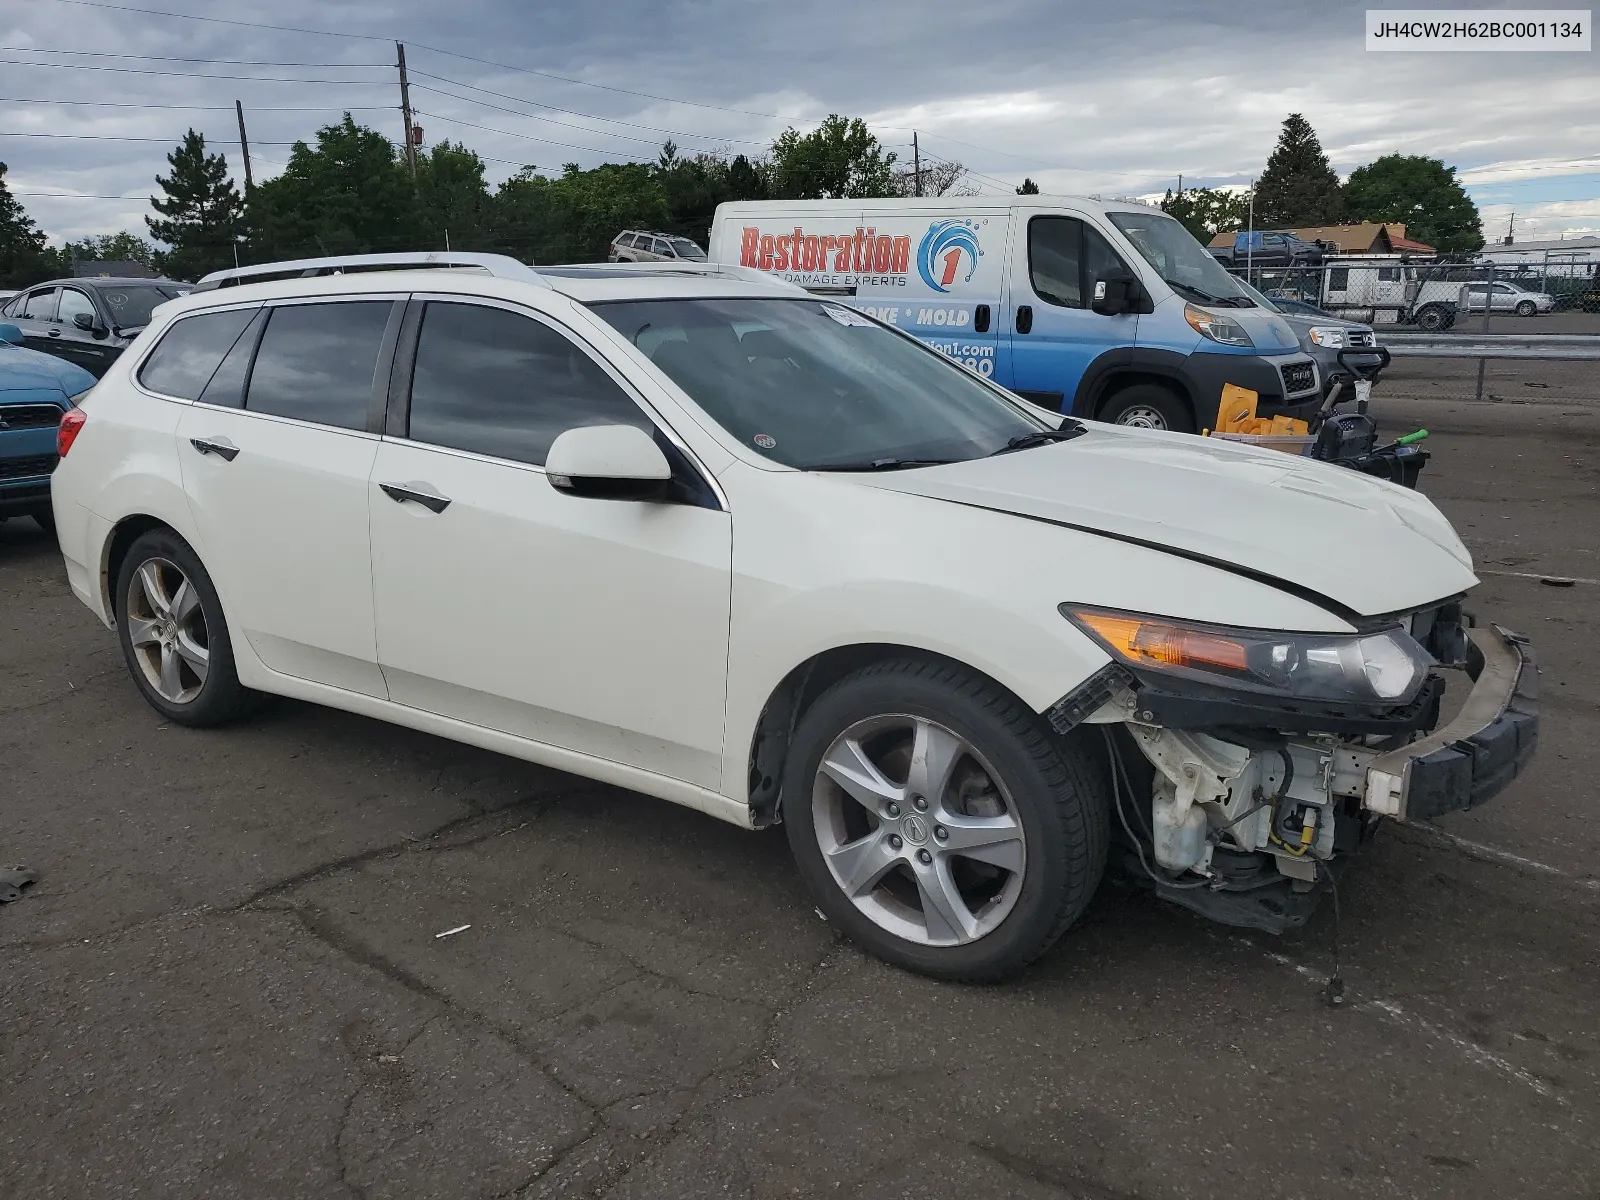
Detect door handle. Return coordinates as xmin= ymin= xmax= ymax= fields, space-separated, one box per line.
xmin=47 ymin=329 xmax=61 ymax=338
xmin=974 ymin=303 xmax=991 ymax=333
xmin=189 ymin=436 xmax=239 ymax=462
xmin=1016 ymin=305 xmax=1033 ymax=334
xmin=379 ymin=482 xmax=451 ymax=514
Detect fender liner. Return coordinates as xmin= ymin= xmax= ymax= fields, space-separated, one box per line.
xmin=1070 ymin=347 xmax=1194 ymax=419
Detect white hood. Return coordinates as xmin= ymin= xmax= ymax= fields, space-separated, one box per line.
xmin=860 ymin=427 xmax=1477 ymax=617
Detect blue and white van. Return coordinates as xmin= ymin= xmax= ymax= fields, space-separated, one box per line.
xmin=709 ymin=197 xmax=1321 ymax=433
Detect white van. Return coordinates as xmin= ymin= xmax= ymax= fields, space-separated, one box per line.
xmin=709 ymin=197 xmax=1321 ymax=434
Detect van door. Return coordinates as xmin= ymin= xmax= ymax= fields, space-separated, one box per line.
xmin=858 ymin=206 xmax=1004 ymax=384
xmin=1000 ymin=212 xmax=1140 ymax=412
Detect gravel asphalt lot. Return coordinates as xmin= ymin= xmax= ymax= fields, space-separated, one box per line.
xmin=2 ymin=355 xmax=1596 ymax=1200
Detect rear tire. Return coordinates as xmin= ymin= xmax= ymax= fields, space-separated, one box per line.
xmin=1099 ymin=383 xmax=1195 ymax=434
xmin=114 ymin=528 xmax=256 ymax=727
xmin=783 ymin=657 xmax=1109 ymax=982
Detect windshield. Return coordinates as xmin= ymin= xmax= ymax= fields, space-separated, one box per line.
xmin=98 ymin=283 xmax=189 ymax=329
xmin=1106 ymin=211 xmax=1253 ymax=306
xmin=669 ymin=239 xmax=707 ymax=260
xmin=591 ymin=297 xmax=1043 ymax=470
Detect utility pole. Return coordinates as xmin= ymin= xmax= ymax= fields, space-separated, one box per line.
xmin=1245 ymin=178 xmax=1255 ymax=281
xmin=234 ymin=100 xmax=255 ymax=192
xmin=396 ymin=41 xmax=417 ymax=180
xmin=913 ymin=132 xmax=922 ymax=198
xmin=1177 ymin=173 xmax=1182 ymax=198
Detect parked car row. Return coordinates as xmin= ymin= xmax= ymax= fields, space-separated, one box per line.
xmin=43 ymin=238 xmax=1537 ymax=981
xmin=0 ymin=276 xmax=192 ymax=378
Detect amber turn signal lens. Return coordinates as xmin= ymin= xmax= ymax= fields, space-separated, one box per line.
xmin=1069 ymin=610 xmax=1250 ymax=672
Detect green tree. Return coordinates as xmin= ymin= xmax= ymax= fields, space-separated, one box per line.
xmin=246 ymin=115 xmax=415 ymax=260
xmin=1015 ymin=177 xmax=1040 ymax=195
xmin=61 ymin=231 xmax=154 ymax=269
xmin=1343 ymin=154 xmax=1483 ymax=254
xmin=0 ymin=161 xmax=63 ymax=286
xmin=146 ymin=130 xmax=244 ymax=280
xmin=1252 ymin=114 xmax=1344 ymax=228
xmin=1160 ymin=186 xmax=1253 ymax=242
xmin=770 ymin=115 xmax=897 ymax=199
xmin=414 ymin=140 xmax=492 ymax=251
xmin=724 ymin=154 xmax=770 ymax=202
xmin=492 ymin=162 xmax=668 ymax=263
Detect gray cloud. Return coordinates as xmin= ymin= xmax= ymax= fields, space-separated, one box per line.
xmin=2 ymin=0 xmax=1596 ymax=244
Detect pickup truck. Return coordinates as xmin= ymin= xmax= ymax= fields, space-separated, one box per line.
xmin=1210 ymin=231 xmax=1326 ymax=269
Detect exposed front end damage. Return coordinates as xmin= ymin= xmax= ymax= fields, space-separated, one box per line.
xmin=1050 ymin=607 xmax=1539 ymax=933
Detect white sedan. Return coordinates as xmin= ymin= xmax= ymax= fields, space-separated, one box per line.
xmin=50 ymin=253 xmax=1538 ymax=980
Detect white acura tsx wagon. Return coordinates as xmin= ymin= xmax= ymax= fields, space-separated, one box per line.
xmin=50 ymin=253 xmax=1537 ymax=980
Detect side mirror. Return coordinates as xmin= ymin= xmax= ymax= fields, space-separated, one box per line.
xmin=1092 ymin=270 xmax=1145 ymax=316
xmin=545 ymin=424 xmax=672 ymax=501
xmin=72 ymin=311 xmax=103 ymax=334
xmin=0 ymin=323 xmax=21 ymax=345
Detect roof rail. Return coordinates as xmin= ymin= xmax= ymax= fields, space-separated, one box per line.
xmin=194 ymin=251 xmax=549 ymax=292
xmin=545 ymin=261 xmax=799 ymax=289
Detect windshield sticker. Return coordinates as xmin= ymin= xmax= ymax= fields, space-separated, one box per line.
xmin=753 ymin=433 xmax=777 ymax=449
xmin=822 ymin=305 xmax=873 ymax=327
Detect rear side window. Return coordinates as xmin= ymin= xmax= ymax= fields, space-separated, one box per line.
xmin=405 ymin=301 xmax=651 ymax=466
xmin=246 ymin=301 xmax=392 ymax=430
xmin=20 ymin=288 xmax=58 ymax=321
xmin=137 ymin=308 xmax=257 ymax=400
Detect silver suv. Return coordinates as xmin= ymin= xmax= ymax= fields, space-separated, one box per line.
xmin=609 ymin=231 xmax=707 ymax=263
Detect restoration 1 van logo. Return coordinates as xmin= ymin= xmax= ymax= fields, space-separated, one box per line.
xmin=917 ymin=219 xmax=981 ymax=292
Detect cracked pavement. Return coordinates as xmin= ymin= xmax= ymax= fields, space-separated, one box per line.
xmin=3 ymin=361 xmax=1598 ymax=1199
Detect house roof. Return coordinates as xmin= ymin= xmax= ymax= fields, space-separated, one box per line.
xmin=1207 ymin=222 xmax=1435 ymax=255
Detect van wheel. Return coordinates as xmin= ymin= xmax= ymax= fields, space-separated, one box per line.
xmin=784 ymin=658 xmax=1109 ymax=982
xmin=114 ymin=528 xmax=256 ymax=727
xmin=1099 ymin=384 xmax=1194 ymax=433
xmin=1415 ymin=305 xmax=1448 ymax=333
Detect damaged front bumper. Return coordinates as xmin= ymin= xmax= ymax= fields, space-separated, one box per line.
xmin=1057 ymin=622 xmax=1539 ymax=933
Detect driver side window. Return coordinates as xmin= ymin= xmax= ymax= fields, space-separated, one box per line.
xmin=1028 ymin=217 xmax=1132 ymax=310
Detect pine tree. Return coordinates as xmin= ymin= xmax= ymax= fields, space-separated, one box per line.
xmin=0 ymin=161 xmax=62 ymax=287
xmin=1252 ymin=114 xmax=1344 ymax=229
xmin=1016 ymin=177 xmax=1040 ymax=195
xmin=146 ymin=130 xmax=243 ymax=281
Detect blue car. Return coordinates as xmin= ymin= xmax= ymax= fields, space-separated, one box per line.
xmin=0 ymin=321 xmax=96 ymax=535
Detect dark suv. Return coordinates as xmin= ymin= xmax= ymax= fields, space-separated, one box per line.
xmin=0 ymin=277 xmax=191 ymax=377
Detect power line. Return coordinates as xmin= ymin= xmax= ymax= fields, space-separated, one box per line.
xmin=0 ymin=57 xmax=393 ymax=85
xmin=410 ymin=110 xmax=646 ymax=161
xmin=0 ymin=130 xmax=306 ymax=144
xmin=0 ymin=96 xmax=394 ymax=112
xmin=0 ymin=45 xmax=388 ymax=67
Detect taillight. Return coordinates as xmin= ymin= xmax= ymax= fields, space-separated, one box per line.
xmin=58 ymin=408 xmax=87 ymax=458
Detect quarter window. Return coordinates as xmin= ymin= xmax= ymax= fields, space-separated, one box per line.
xmin=406 ymin=301 xmax=652 ymax=467
xmin=245 ymin=301 xmax=393 ymax=430
xmin=137 ymin=307 xmax=258 ymax=400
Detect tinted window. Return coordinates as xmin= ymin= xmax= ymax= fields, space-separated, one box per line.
xmin=246 ymin=301 xmax=392 ymax=430
xmin=21 ymin=288 xmax=58 ymax=321
xmin=1328 ymin=268 xmax=1350 ymax=290
xmin=98 ymin=283 xmax=188 ymax=329
xmin=407 ymin=302 xmax=651 ymax=466
xmin=58 ymin=288 xmax=98 ymax=327
xmin=620 ymin=234 xmax=639 ymax=247
xmin=138 ymin=308 xmax=258 ymax=400
xmin=1378 ymin=267 xmax=1399 ymax=282
xmin=199 ymin=308 xmax=266 ymax=408
xmin=1029 ymin=217 xmax=1083 ymax=307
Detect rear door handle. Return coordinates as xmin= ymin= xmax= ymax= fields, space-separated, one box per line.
xmin=189 ymin=436 xmax=239 ymax=462
xmin=1015 ymin=305 xmax=1033 ymax=334
xmin=379 ymin=481 xmax=451 ymax=514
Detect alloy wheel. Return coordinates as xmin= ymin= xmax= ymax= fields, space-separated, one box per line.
xmin=811 ymin=714 xmax=1027 ymax=947
xmin=125 ymin=556 xmax=209 ymax=704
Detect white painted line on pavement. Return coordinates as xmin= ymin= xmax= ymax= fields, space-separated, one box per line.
xmin=1416 ymin=826 xmax=1600 ymax=891
xmin=1367 ymin=999 xmax=1564 ymax=1104
xmin=1477 ymin=568 xmax=1599 ymax=586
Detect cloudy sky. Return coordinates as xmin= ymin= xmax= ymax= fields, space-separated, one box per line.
xmin=3 ymin=0 xmax=1597 ymax=248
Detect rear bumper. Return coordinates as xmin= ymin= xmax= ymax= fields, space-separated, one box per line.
xmin=1364 ymin=625 xmax=1538 ymax=821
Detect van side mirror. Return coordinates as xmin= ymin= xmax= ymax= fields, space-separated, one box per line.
xmin=1091 ymin=271 xmax=1147 ymax=316
xmin=545 ymin=424 xmax=672 ymax=501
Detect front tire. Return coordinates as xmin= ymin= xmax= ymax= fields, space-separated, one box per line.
xmin=784 ymin=658 xmax=1109 ymax=981
xmin=1415 ymin=305 xmax=1449 ymax=333
xmin=1514 ymin=300 xmax=1536 ymax=317
xmin=114 ymin=528 xmax=255 ymax=727
xmin=1099 ymin=383 xmax=1195 ymax=433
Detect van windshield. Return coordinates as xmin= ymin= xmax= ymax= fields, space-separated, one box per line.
xmin=590 ymin=297 xmax=1048 ymax=470
xmin=1107 ymin=211 xmax=1253 ymax=307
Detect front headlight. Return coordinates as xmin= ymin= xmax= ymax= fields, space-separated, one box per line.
xmin=1307 ymin=326 xmax=1346 ymax=348
xmin=1062 ymin=605 xmax=1432 ymax=706
xmin=1184 ymin=304 xmax=1254 ymax=348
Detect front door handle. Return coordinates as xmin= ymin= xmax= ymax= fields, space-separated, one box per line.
xmin=47 ymin=328 xmax=61 ymax=338
xmin=189 ymin=436 xmax=239 ymax=462
xmin=379 ymin=481 xmax=451 ymax=514
xmin=1015 ymin=305 xmax=1033 ymax=334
